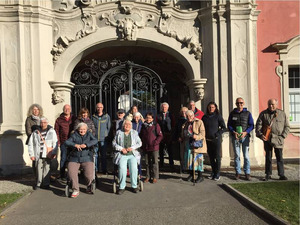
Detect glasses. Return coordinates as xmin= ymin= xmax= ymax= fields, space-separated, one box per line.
xmin=236 ymin=102 xmax=244 ymax=105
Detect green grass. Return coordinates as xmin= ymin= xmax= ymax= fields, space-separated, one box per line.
xmin=231 ymin=181 xmax=299 ymax=225
xmin=0 ymin=193 xmax=24 ymax=212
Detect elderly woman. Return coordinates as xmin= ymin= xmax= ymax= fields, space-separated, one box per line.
xmin=182 ymin=110 xmax=207 ymax=183
xmin=112 ymin=120 xmax=142 ymax=195
xmin=73 ymin=107 xmax=96 ymax=136
xmin=132 ymin=112 xmax=143 ymax=134
xmin=28 ymin=117 xmax=58 ymax=190
xmin=65 ymin=123 xmax=98 ymax=198
xmin=125 ymin=105 xmax=144 ymax=122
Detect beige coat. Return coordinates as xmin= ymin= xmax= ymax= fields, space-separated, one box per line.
xmin=182 ymin=118 xmax=207 ymax=154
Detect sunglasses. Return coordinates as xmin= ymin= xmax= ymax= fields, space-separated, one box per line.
xmin=236 ymin=102 xmax=244 ymax=105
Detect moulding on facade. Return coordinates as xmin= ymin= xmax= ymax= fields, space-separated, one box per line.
xmin=186 ymin=79 xmax=207 ymax=101
xmin=49 ymin=81 xmax=75 ymax=105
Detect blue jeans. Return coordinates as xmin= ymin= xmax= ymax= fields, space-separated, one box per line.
xmin=98 ymin=141 xmax=107 ymax=172
xmin=119 ymin=154 xmax=138 ymax=189
xmin=60 ymin=143 xmax=67 ymax=171
xmin=232 ymin=135 xmax=250 ymax=175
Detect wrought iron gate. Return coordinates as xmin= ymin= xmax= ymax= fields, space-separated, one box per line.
xmin=71 ymin=60 xmax=165 ymax=118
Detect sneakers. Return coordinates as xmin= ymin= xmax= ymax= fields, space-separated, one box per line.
xmin=263 ymin=175 xmax=271 ymax=181
xmin=208 ymin=173 xmax=214 ymax=180
xmin=118 ymin=189 xmax=125 ymax=195
xmin=213 ymin=175 xmax=220 ymax=181
xmin=245 ymin=174 xmax=251 ymax=181
xmin=132 ymin=188 xmax=139 ymax=193
xmin=71 ymin=191 xmax=79 ymax=198
xmin=86 ymin=185 xmax=93 ymax=194
xmin=152 ymin=178 xmax=158 ymax=184
xmin=195 ymin=176 xmax=204 ymax=183
xmin=279 ymin=176 xmax=288 ymax=180
xmin=235 ymin=174 xmax=240 ymax=180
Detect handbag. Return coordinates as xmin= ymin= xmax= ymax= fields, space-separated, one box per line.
xmin=192 ymin=139 xmax=203 ymax=148
xmin=263 ymin=112 xmax=277 ymax=141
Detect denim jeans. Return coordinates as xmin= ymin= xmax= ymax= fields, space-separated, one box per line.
xmin=60 ymin=143 xmax=68 ymax=173
xmin=98 ymin=141 xmax=107 ymax=172
xmin=119 ymin=154 xmax=138 ymax=189
xmin=232 ymin=135 xmax=250 ymax=174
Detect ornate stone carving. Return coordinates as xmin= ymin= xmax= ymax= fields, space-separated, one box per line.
xmin=194 ymin=88 xmax=205 ymax=100
xmin=156 ymin=12 xmax=202 ymax=61
xmin=187 ymin=79 xmax=207 ymax=101
xmin=52 ymin=91 xmax=65 ymax=105
xmin=51 ymin=13 xmax=97 ymax=61
xmin=59 ymin=0 xmax=91 ymax=11
xmin=100 ymin=5 xmax=145 ymax=40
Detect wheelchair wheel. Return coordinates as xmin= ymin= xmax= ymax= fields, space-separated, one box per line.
xmin=113 ymin=181 xmax=117 ymax=194
xmin=139 ymin=180 xmax=144 ymax=192
xmin=91 ymin=180 xmax=96 ymax=194
xmin=65 ymin=181 xmax=72 ymax=197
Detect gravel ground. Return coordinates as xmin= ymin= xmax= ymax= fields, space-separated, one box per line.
xmin=0 ymin=163 xmax=299 ymax=194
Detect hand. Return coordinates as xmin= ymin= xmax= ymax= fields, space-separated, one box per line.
xmin=240 ymin=132 xmax=247 ymax=139
xmin=121 ymin=148 xmax=127 ymax=154
xmin=80 ymin=144 xmax=87 ymax=149
xmin=52 ymin=154 xmax=57 ymax=159
xmin=262 ymin=135 xmax=268 ymax=141
xmin=47 ymin=147 xmax=53 ymax=153
xmin=193 ymin=134 xmax=198 ymax=139
xmin=233 ymin=131 xmax=239 ymax=140
xmin=126 ymin=147 xmax=133 ymax=152
xmin=30 ymin=157 xmax=36 ymax=161
xmin=75 ymin=144 xmax=82 ymax=151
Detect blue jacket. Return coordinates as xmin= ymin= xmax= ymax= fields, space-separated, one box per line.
xmin=92 ymin=113 xmax=111 ymax=141
xmin=65 ymin=131 xmax=98 ymax=163
xmin=132 ymin=120 xmax=143 ymax=134
xmin=227 ymin=108 xmax=254 ymax=135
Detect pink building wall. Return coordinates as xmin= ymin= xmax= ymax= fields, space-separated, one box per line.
xmin=257 ymin=0 xmax=300 ymax=111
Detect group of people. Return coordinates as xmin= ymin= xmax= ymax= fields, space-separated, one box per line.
xmin=25 ymin=97 xmax=290 ymax=197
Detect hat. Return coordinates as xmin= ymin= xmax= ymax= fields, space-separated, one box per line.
xmin=117 ymin=109 xmax=125 ymax=114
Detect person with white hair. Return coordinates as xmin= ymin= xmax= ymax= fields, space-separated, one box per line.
xmin=64 ymin=122 xmax=98 ymax=198
xmin=28 ymin=117 xmax=58 ymax=190
xmin=256 ymin=98 xmax=290 ymax=181
xmin=188 ymin=100 xmax=204 ymax=120
xmin=112 ymin=120 xmax=142 ymax=195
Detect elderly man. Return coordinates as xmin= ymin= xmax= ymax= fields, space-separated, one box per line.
xmin=156 ymin=102 xmax=175 ymax=170
xmin=188 ymin=100 xmax=204 ymax=120
xmin=28 ymin=117 xmax=58 ymax=190
xmin=92 ymin=102 xmax=111 ymax=174
xmin=227 ymin=97 xmax=254 ymax=180
xmin=256 ymin=99 xmax=290 ymax=181
xmin=54 ymin=104 xmax=76 ymax=179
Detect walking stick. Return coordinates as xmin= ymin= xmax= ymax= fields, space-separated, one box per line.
xmin=192 ymin=151 xmax=196 ymax=186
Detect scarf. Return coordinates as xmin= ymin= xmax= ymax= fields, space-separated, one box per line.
xmin=32 ymin=115 xmax=41 ymax=126
xmin=144 ymin=121 xmax=153 ymax=128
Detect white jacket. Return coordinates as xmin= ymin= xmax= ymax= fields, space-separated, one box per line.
xmin=28 ymin=127 xmax=58 ymax=161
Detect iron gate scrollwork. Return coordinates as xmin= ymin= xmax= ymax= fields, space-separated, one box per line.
xmin=71 ymin=60 xmax=165 ymax=118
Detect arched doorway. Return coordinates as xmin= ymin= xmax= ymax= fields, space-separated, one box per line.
xmin=71 ymin=59 xmax=165 ymax=117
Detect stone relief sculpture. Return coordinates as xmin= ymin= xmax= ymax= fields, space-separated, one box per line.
xmin=100 ymin=6 xmax=145 ymax=41
xmin=194 ymin=88 xmax=205 ymax=101
xmin=59 ymin=0 xmax=91 ymax=11
xmin=52 ymin=91 xmax=65 ymax=105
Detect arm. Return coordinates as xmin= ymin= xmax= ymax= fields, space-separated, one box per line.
xmin=130 ymin=131 xmax=142 ymax=150
xmin=281 ymin=113 xmax=290 ymax=138
xmin=85 ymin=132 xmax=98 ymax=148
xmin=193 ymin=120 xmax=206 ymax=140
xmin=25 ymin=117 xmax=32 ymax=137
xmin=112 ymin=131 xmax=124 ymax=151
xmin=107 ymin=114 xmax=111 ymax=134
xmin=227 ymin=113 xmax=235 ymax=133
xmin=50 ymin=130 xmax=58 ymax=155
xmin=154 ymin=124 xmax=163 ymax=145
xmin=245 ymin=112 xmax=254 ymax=134
xmin=215 ymin=115 xmax=226 ymax=137
xmin=54 ymin=119 xmax=61 ymax=146
xmin=255 ymin=112 xmax=264 ymax=139
xmin=64 ymin=134 xmax=77 ymax=148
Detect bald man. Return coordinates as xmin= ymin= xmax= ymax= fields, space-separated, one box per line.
xmin=256 ymin=98 xmax=290 ymax=181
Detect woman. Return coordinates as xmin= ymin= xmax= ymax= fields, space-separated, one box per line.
xmin=132 ymin=112 xmax=143 ymax=134
xmin=25 ymin=104 xmax=43 ymax=144
xmin=112 ymin=120 xmax=142 ymax=195
xmin=202 ymin=102 xmax=226 ymax=181
xmin=28 ymin=117 xmax=58 ymax=190
xmin=65 ymin=123 xmax=98 ymax=198
xmin=182 ymin=110 xmax=207 ymax=183
xmin=126 ymin=105 xmax=144 ymax=122
xmin=140 ymin=112 xmax=163 ymax=183
xmin=73 ymin=107 xmax=96 ymax=136
xmin=174 ymin=107 xmax=188 ymax=172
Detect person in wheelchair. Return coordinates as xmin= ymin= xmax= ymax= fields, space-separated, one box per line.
xmin=65 ymin=122 xmax=98 ymax=198
xmin=112 ymin=120 xmax=142 ymax=195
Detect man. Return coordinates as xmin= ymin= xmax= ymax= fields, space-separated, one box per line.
xmin=29 ymin=117 xmax=58 ymax=189
xmin=156 ymin=102 xmax=175 ymax=170
xmin=227 ymin=97 xmax=254 ymax=180
xmin=92 ymin=102 xmax=111 ymax=174
xmin=111 ymin=109 xmax=125 ymax=137
xmin=256 ymin=98 xmax=290 ymax=181
xmin=188 ymin=100 xmax=204 ymax=120
xmin=54 ymin=104 xmax=76 ymax=179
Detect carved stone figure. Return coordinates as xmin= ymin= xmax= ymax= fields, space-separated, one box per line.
xmin=194 ymin=88 xmax=204 ymax=101
xmin=52 ymin=91 xmax=65 ymax=105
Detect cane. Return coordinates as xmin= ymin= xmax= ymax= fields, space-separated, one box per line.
xmin=192 ymin=151 xmax=195 ymax=186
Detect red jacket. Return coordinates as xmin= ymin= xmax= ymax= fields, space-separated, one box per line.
xmin=54 ymin=113 xmax=76 ymax=146
xmin=140 ymin=123 xmax=163 ymax=152
xmin=194 ymin=108 xmax=204 ymax=120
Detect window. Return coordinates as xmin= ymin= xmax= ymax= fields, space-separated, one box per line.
xmin=289 ymin=67 xmax=300 ymax=123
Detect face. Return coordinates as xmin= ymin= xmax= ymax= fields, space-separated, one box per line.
xmin=32 ymin=107 xmax=40 ymax=116
xmin=187 ymin=113 xmax=194 ymax=122
xmin=96 ymin=103 xmax=103 ymax=114
xmin=189 ymin=102 xmax=195 ymax=111
xmin=134 ymin=115 xmax=140 ymax=122
xmin=78 ymin=126 xmax=87 ymax=136
xmin=235 ymin=98 xmax=244 ymax=111
xmin=145 ymin=115 xmax=154 ymax=123
xmin=82 ymin=112 xmax=88 ymax=119
xmin=132 ymin=106 xmax=138 ymax=113
xmin=123 ymin=121 xmax=132 ymax=132
xmin=63 ymin=105 xmax=71 ymax=116
xmin=117 ymin=112 xmax=125 ymax=119
xmin=268 ymin=99 xmax=277 ymax=112
xmin=161 ymin=104 xmax=169 ymax=113
xmin=208 ymin=104 xmax=216 ymax=114
xmin=181 ymin=110 xmax=187 ymax=118
xmin=40 ymin=120 xmax=48 ymax=130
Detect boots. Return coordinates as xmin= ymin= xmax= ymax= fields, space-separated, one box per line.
xmin=195 ymin=171 xmax=204 ymax=183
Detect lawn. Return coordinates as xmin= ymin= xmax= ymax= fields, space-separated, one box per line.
xmin=0 ymin=193 xmax=24 ymax=213
xmin=231 ymin=181 xmax=299 ymax=225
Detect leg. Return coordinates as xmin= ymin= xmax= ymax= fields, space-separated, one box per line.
xmin=232 ymin=136 xmax=241 ymax=175
xmin=145 ymin=152 xmax=150 ymax=179
xmin=207 ymin=141 xmax=216 ymax=177
xmin=118 ymin=156 xmax=128 ymax=190
xmin=36 ymin=159 xmax=43 ymax=187
xmin=159 ymin=142 xmax=165 ymax=167
xmin=99 ymin=141 xmax=107 ymax=173
xmin=42 ymin=158 xmax=51 ymax=187
xmin=60 ymin=143 xmax=68 ymax=177
xmin=242 ymin=136 xmax=250 ymax=175
xmin=68 ymin=162 xmax=81 ymax=191
xmin=153 ymin=151 xmax=159 ymax=179
xmin=274 ymin=148 xmax=285 ymax=177
xmin=94 ymin=144 xmax=99 ymax=172
xmin=128 ymin=155 xmax=138 ymax=188
xmin=215 ymin=139 xmax=222 ymax=177
xmin=81 ymin=161 xmax=95 ymax=186
xmin=264 ymin=141 xmax=273 ymax=176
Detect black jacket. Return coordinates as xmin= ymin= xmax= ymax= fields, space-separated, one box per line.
xmin=202 ymin=113 xmax=226 ymax=140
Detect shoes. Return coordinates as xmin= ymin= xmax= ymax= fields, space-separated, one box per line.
xmin=152 ymin=178 xmax=158 ymax=184
xmin=187 ymin=175 xmax=193 ymax=182
xmin=42 ymin=185 xmax=50 ymax=190
xmin=86 ymin=185 xmax=93 ymax=194
xmin=263 ymin=175 xmax=271 ymax=181
xmin=279 ymin=176 xmax=288 ymax=180
xmin=132 ymin=188 xmax=139 ymax=193
xmin=245 ymin=174 xmax=251 ymax=181
xmin=213 ymin=176 xmax=220 ymax=181
xmin=235 ymin=174 xmax=240 ymax=180
xmin=208 ymin=173 xmax=214 ymax=180
xmin=118 ymin=189 xmax=125 ymax=195
xmin=196 ymin=176 xmax=204 ymax=183
xmin=71 ymin=191 xmax=79 ymax=198
xmin=33 ymin=186 xmax=40 ymax=190
xmin=144 ymin=178 xmax=149 ymax=183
